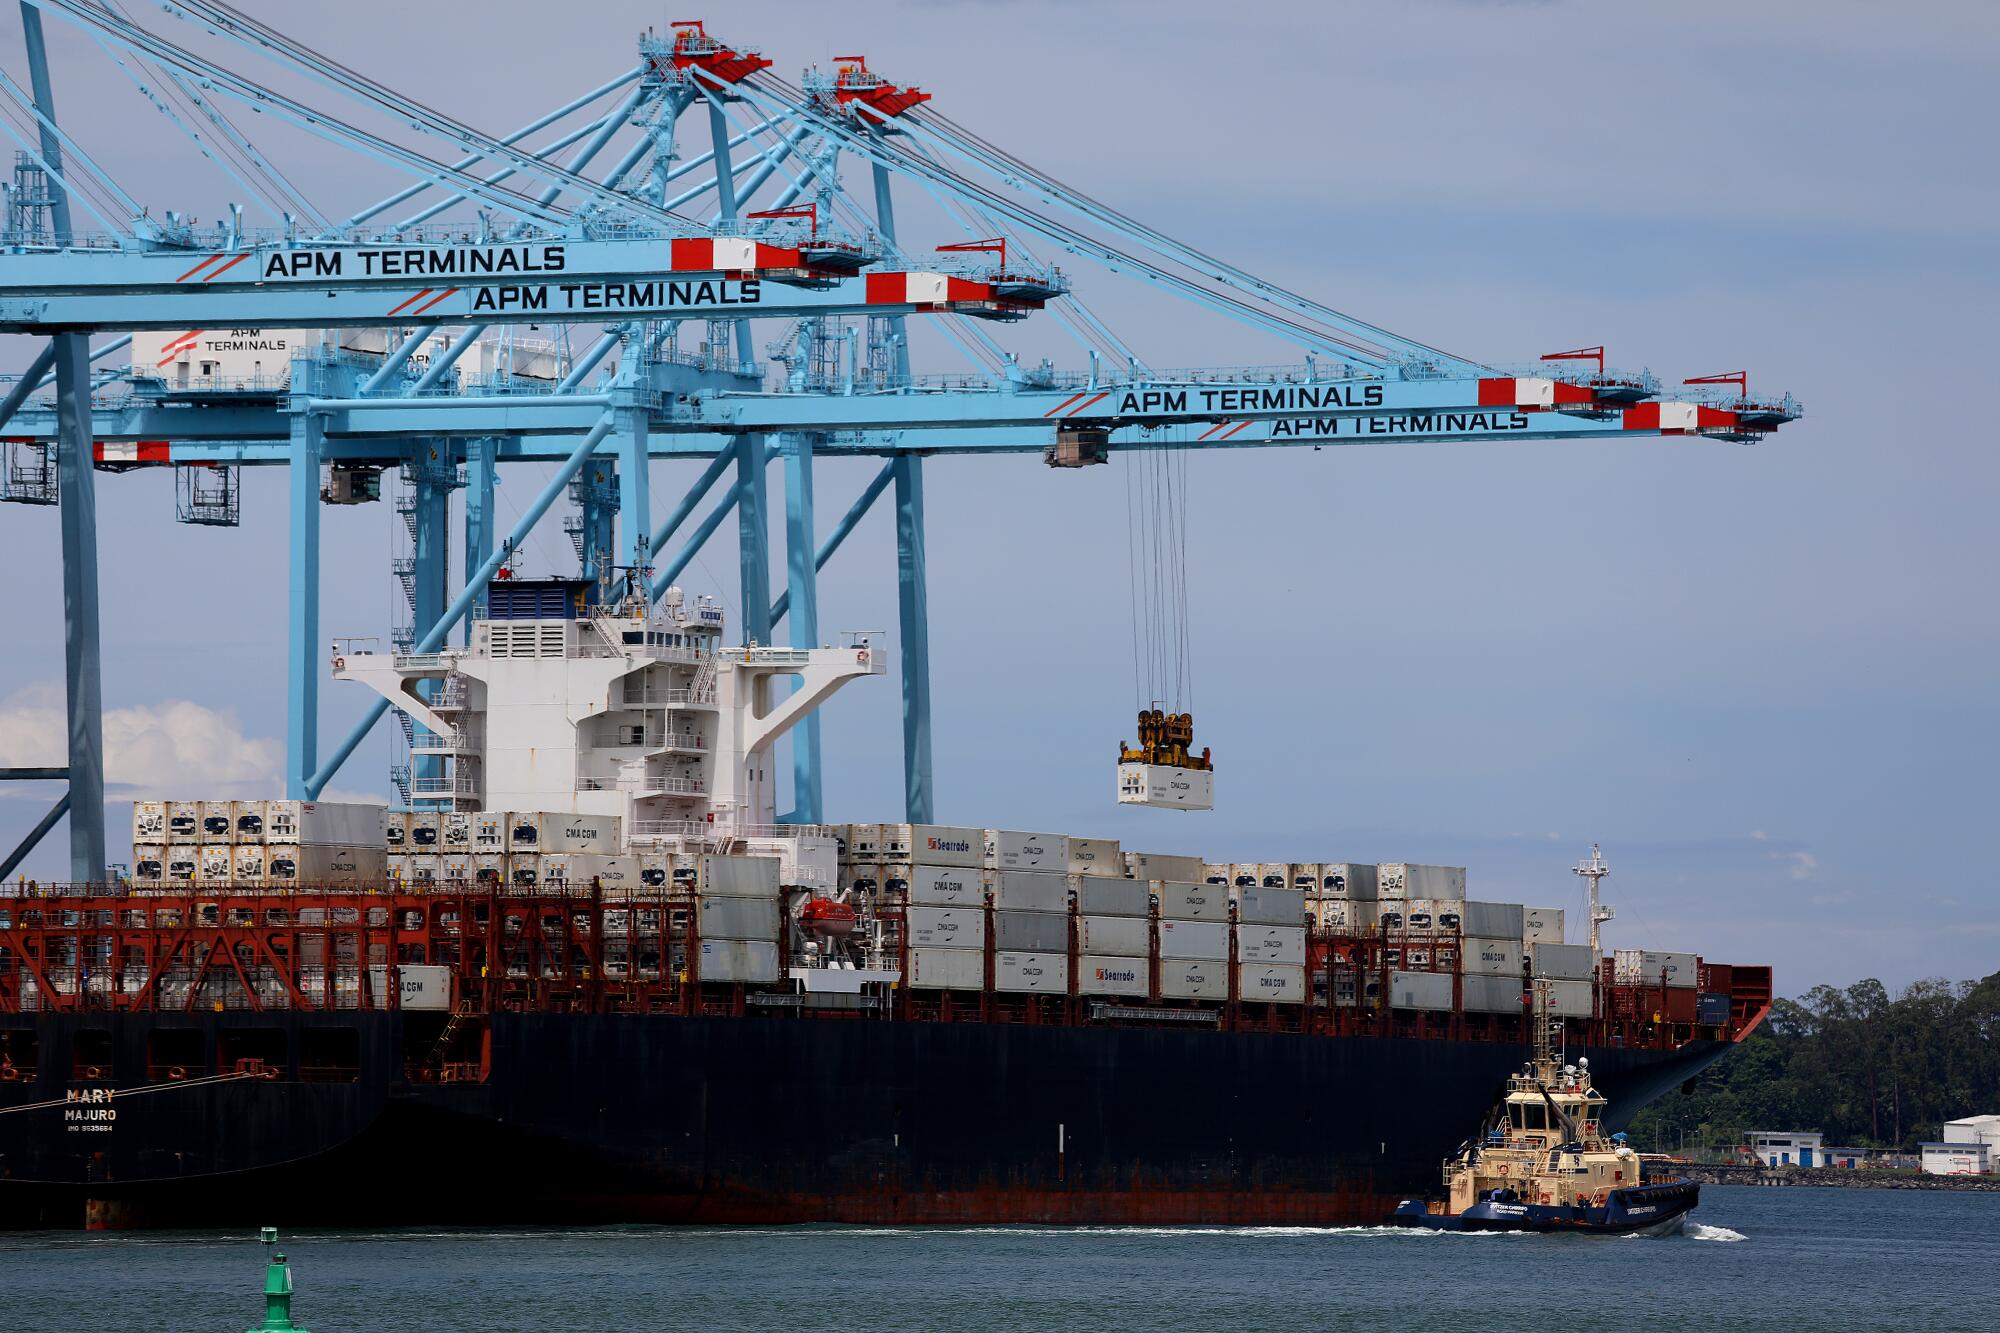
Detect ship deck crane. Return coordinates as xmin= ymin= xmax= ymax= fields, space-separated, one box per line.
xmin=0 ymin=8 xmax=1802 ymax=878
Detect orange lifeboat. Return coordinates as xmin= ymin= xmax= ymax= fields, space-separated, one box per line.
xmin=800 ymin=897 xmax=858 ymax=938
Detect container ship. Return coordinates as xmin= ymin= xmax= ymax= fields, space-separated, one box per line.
xmin=0 ymin=581 xmax=1770 ymax=1229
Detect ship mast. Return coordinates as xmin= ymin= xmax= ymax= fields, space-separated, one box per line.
xmin=1573 ymin=843 xmax=1613 ymax=962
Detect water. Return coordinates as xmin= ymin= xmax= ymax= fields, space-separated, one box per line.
xmin=4 ymin=1186 xmax=1996 ymax=1331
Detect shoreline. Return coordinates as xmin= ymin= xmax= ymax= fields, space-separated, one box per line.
xmin=1678 ymin=1164 xmax=2000 ymax=1192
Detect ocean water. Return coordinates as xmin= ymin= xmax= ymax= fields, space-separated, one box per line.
xmin=3 ymin=1185 xmax=1996 ymax=1331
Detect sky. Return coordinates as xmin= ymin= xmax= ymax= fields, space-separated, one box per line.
xmin=0 ymin=0 xmax=1994 ymax=994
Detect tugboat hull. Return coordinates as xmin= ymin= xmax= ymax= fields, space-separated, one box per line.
xmin=1390 ymin=1180 xmax=1699 ymax=1235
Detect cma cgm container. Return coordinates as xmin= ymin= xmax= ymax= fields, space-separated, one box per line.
xmin=1463 ymin=938 xmax=1525 ymax=977
xmin=1067 ymin=837 xmax=1121 ymax=875
xmin=1156 ymin=881 xmax=1227 ymax=921
xmin=986 ymin=830 xmax=1069 ymax=872
xmin=1160 ymin=958 xmax=1227 ymax=1000
xmin=994 ymin=952 xmax=1067 ymax=994
xmin=263 ymin=843 xmax=389 ymax=886
xmin=1124 ymin=851 xmax=1201 ymax=883
xmin=1522 ymin=906 xmax=1565 ymax=944
xmin=905 ymin=906 xmax=985 ymax=950
xmin=506 ymin=812 xmax=622 ymax=855
xmin=897 ymin=864 xmax=983 ymax=908
xmin=1238 ymin=963 xmax=1306 ymax=1004
xmin=1237 ymin=925 xmax=1307 ymax=965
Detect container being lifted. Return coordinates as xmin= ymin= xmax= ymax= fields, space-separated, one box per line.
xmin=1116 ymin=708 xmax=1214 ymax=811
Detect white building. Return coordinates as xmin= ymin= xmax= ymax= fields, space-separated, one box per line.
xmin=1921 ymin=1141 xmax=1993 ymax=1177
xmin=1746 ymin=1130 xmax=1824 ymax=1168
xmin=1942 ymin=1114 xmax=2000 ymax=1159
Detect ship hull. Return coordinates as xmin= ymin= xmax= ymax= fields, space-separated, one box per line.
xmin=0 ymin=1011 xmax=1730 ymax=1229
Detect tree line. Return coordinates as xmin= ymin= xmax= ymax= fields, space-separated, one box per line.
xmin=1627 ymin=972 xmax=2000 ymax=1153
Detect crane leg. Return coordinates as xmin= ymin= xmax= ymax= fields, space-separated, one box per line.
xmin=894 ymin=453 xmax=933 ymax=823
xmin=462 ymin=436 xmax=496 ymax=645
xmin=737 ymin=435 xmax=771 ymax=646
xmin=782 ymin=432 xmax=822 ymax=824
xmin=285 ymin=410 xmax=322 ymax=799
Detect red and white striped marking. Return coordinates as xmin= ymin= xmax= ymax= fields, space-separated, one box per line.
xmin=669 ymin=237 xmax=804 ymax=273
xmin=91 ymin=441 xmax=173 ymax=465
xmin=156 ymin=330 xmax=203 ymax=367
xmin=1622 ymin=402 xmax=1741 ymax=434
xmin=1478 ymin=376 xmax=1598 ymax=409
xmin=1195 ymin=420 xmax=1252 ymax=441
xmin=864 ymin=272 xmax=995 ymax=307
xmin=173 ymin=253 xmax=249 ymax=284
xmin=1042 ymin=390 xmax=1110 ymax=419
xmin=385 ymin=288 xmax=458 ymax=318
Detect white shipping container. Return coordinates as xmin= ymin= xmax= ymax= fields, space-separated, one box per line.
xmin=505 ymin=811 xmax=622 ymax=855
xmin=1531 ymin=942 xmax=1597 ymax=981
xmin=1076 ymin=875 xmax=1151 ymax=918
xmin=1313 ymin=899 xmax=1352 ymax=932
xmin=1155 ymin=881 xmax=1227 ymax=921
xmin=1463 ymin=937 xmax=1525 ymax=977
xmin=1235 ymin=886 xmax=1307 ymax=926
xmin=1159 ymin=958 xmax=1227 ymax=1000
xmin=441 ymin=812 xmax=474 ymax=850
xmin=165 ymin=846 xmax=197 ymax=881
xmin=508 ymin=854 xmax=540 ymax=889
xmin=1236 ymin=925 xmax=1307 ymax=965
xmin=131 ymin=843 xmax=166 ymax=884
xmin=474 ymin=853 xmax=507 ymax=887
xmin=986 ymin=829 xmax=1069 ymax=872
xmin=699 ymin=855 xmax=781 ymax=897
xmin=397 ymin=964 xmax=453 ymax=1010
xmin=1254 ymin=862 xmax=1289 ymax=887
xmin=638 ymin=854 xmax=671 ymax=889
xmin=698 ymin=938 xmax=780 ymax=984
xmin=1545 ymin=978 xmax=1596 ymax=1018
xmin=569 ymin=853 xmax=642 ymax=889
xmin=994 ymin=951 xmax=1068 ymax=994
xmin=1078 ymin=954 xmax=1149 ymax=997
xmin=264 ymin=843 xmax=387 ymax=885
xmin=1321 ymin=862 xmax=1377 ymax=900
xmin=994 ymin=911 xmax=1068 ymax=953
xmin=132 ymin=801 xmax=168 ymax=843
xmin=472 ymin=814 xmax=506 ymax=851
xmin=267 ymin=801 xmax=387 ymax=848
xmin=1078 ymin=914 xmax=1149 ymax=957
xmin=907 ymin=947 xmax=984 ymax=990
xmin=1522 ymin=906 xmax=1566 ymax=944
xmin=905 ymin=906 xmax=986 ymax=950
xmin=228 ymin=844 xmax=265 ymax=884
xmin=698 ymin=894 xmax=780 ymax=940
xmin=198 ymin=845 xmax=232 ymax=881
xmin=1462 ymin=901 xmax=1524 ymax=939
xmin=387 ymin=852 xmax=410 ymax=883
xmin=1627 ymin=950 xmax=1699 ymax=989
xmin=408 ymin=854 xmax=441 ymax=884
xmin=883 ymin=823 xmax=982 ymax=867
xmin=384 ymin=811 xmax=410 ymax=850
xmin=1390 ymin=969 xmax=1455 ymax=1011
xmin=1124 ymin=851 xmax=1202 ymax=882
xmin=440 ymin=854 xmax=473 ymax=884
xmin=1238 ymin=962 xmax=1306 ymax=1004
xmin=1201 ymin=862 xmax=1232 ymax=886
xmin=407 ymin=812 xmax=442 ymax=849
xmin=1067 ymin=837 xmax=1121 ymax=875
xmin=194 ymin=800 xmax=235 ymax=845
xmin=1463 ymin=974 xmax=1528 ymax=1014
xmin=166 ymin=800 xmax=201 ymax=843
xmin=230 ymin=800 xmax=269 ymax=844
xmin=900 ymin=861 xmax=985 ymax=906
xmin=1377 ymin=863 xmax=1466 ymax=902
xmin=1227 ymin=863 xmax=1260 ymax=888
xmin=845 ymin=823 xmax=885 ymax=858
xmin=992 ymin=870 xmax=1068 ymax=913
xmin=1158 ymin=918 xmax=1229 ymax=961
xmin=1289 ymin=863 xmax=1322 ymax=892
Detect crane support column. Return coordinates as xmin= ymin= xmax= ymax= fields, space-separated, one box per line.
xmin=894 ymin=452 xmax=933 ymax=823
xmin=574 ymin=457 xmax=619 ymax=584
xmin=781 ymin=431 xmax=822 ymax=823
xmin=619 ymin=406 xmax=652 ymax=588
xmin=737 ymin=435 xmax=772 ymax=647
xmin=285 ymin=408 xmax=323 ymax=799
xmin=409 ymin=447 xmax=454 ymax=799
xmin=462 ymin=437 xmax=496 ymax=644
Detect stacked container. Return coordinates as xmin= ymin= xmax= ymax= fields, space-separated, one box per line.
xmin=1124 ymin=851 xmax=1201 ymax=883
xmin=696 ymin=855 xmax=781 ymax=984
xmin=985 ymin=833 xmax=1068 ymax=995
xmin=1077 ymin=874 xmax=1150 ymax=998
xmin=1157 ymin=882 xmax=1228 ymax=1001
xmin=1234 ymin=884 xmax=1306 ymax=1004
xmin=1522 ymin=906 xmax=1565 ymax=945
xmin=1374 ymin=863 xmax=1466 ymax=902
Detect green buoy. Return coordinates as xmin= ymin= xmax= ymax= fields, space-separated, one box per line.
xmin=246 ymin=1227 xmax=311 ymax=1333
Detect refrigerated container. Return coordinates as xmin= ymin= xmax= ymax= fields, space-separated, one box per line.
xmin=132 ymin=801 xmax=167 ymax=843
xmin=230 ymin=800 xmax=268 ymax=844
xmin=1289 ymin=863 xmax=1322 ymax=893
xmin=474 ymin=853 xmax=507 ymax=887
xmin=1375 ymin=863 xmax=1466 ymax=901
xmin=697 ymin=938 xmax=780 ymax=984
xmin=985 ymin=830 xmax=1069 ymax=872
xmin=1201 ymin=862 xmax=1232 ymax=887
xmin=1320 ymin=863 xmax=1377 ymax=900
xmin=1076 ymin=875 xmax=1151 ymax=918
xmin=1618 ymin=949 xmax=1699 ymax=988
xmin=198 ymin=801 xmax=236 ymax=845
xmin=1158 ymin=919 xmax=1229 ymax=961
xmin=994 ymin=952 xmax=1067 ymax=994
xmin=387 ymin=853 xmax=410 ymax=884
xmin=407 ymin=813 xmax=441 ymax=849
xmin=1124 ymin=851 xmax=1201 ymax=882
xmin=697 ymin=894 xmax=780 ymax=941
xmin=166 ymin=801 xmax=200 ymax=843
xmin=1159 ymin=958 xmax=1226 ymax=1000
xmin=992 ymin=870 xmax=1067 ymax=913
xmin=1227 ymin=863 xmax=1260 ymax=889
xmin=1078 ymin=914 xmax=1149 ymax=957
xmin=1238 ymin=963 xmax=1305 ymax=1004
xmin=508 ymin=855 xmax=540 ymax=889
xmin=165 ymin=846 xmax=197 ymax=882
xmin=505 ymin=811 xmax=622 ymax=855
xmin=472 ymin=813 xmax=506 ymax=851
xmin=131 ymin=844 xmax=166 ymax=885
xmin=1155 ymin=881 xmax=1226 ymax=921
xmin=440 ymin=854 xmax=474 ymax=885
xmin=881 ymin=823 xmax=981 ymax=867
xmin=197 ymin=845 xmax=232 ymax=881
xmin=905 ymin=906 xmax=985 ymax=950
xmin=844 ymin=823 xmax=885 ymax=859
xmin=1254 ymin=862 xmax=1289 ymax=889
xmin=263 ymin=843 xmax=387 ymax=886
xmin=1234 ymin=885 xmax=1306 ymax=926
xmin=1077 ymin=955 xmax=1148 ymax=997
xmin=638 ymin=854 xmax=671 ymax=888
xmin=1236 ymin=925 xmax=1306 ymax=965
xmin=907 ymin=947 xmax=984 ymax=990
xmin=568 ymin=853 xmax=641 ymax=890
xmin=229 ymin=845 xmax=265 ymax=884
xmin=993 ymin=911 xmax=1068 ymax=953
xmin=407 ymin=854 xmax=441 ymax=885
xmin=441 ymin=812 xmax=474 ymax=851
xmin=384 ymin=811 xmax=409 ymax=850
xmin=266 ymin=801 xmax=387 ymax=848
xmin=1067 ymin=837 xmax=1121 ymax=875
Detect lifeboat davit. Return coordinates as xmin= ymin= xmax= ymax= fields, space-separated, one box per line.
xmin=800 ymin=897 xmax=858 ymax=937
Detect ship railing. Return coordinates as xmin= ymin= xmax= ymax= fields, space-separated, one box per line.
xmin=622 ymin=776 xmax=707 ymax=795
xmin=410 ymin=776 xmax=482 ymax=797
xmin=622 ymin=685 xmax=716 ymax=706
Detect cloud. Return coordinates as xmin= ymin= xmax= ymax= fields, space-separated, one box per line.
xmin=1779 ymin=850 xmax=1819 ymax=881
xmin=0 ymin=681 xmax=282 ymax=798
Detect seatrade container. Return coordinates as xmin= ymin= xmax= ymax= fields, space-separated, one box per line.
xmin=994 ymin=911 xmax=1069 ymax=953
xmin=1076 ymin=875 xmax=1150 ymax=918
xmin=882 ymin=824 xmax=982 ymax=868
xmin=1078 ymin=955 xmax=1148 ymax=997
xmin=1159 ymin=958 xmax=1227 ymax=1000
xmin=985 ymin=830 xmax=1069 ymax=872
xmin=1236 ymin=925 xmax=1306 ymax=965
xmin=992 ymin=871 xmax=1067 ymax=913
xmin=1078 ymin=915 xmax=1149 ymax=957
xmin=907 ymin=947 xmax=984 ymax=991
xmin=1238 ymin=963 xmax=1306 ymax=1005
xmin=1235 ymin=886 xmax=1306 ymax=926
xmin=994 ymin=952 xmax=1067 ymax=994
xmin=1067 ymin=837 xmax=1121 ymax=875
xmin=1158 ymin=919 xmax=1229 ymax=961
xmin=905 ymin=906 xmax=985 ymax=950
xmin=898 ymin=863 xmax=984 ymax=908
xmin=697 ymin=939 xmax=780 ymax=985
xmin=1156 ymin=881 xmax=1226 ymax=921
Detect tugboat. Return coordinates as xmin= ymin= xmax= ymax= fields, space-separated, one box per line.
xmin=1391 ymin=984 xmax=1700 ymax=1236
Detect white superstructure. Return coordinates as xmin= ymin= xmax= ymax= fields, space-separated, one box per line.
xmin=333 ymin=580 xmax=884 ymax=838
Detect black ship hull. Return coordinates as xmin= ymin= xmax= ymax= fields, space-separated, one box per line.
xmin=0 ymin=1010 xmax=1729 ymax=1229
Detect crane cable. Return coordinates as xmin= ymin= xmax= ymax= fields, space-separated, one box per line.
xmin=1125 ymin=429 xmax=1193 ymax=718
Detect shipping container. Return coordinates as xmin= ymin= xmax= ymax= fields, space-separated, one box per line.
xmin=637 ymin=854 xmax=671 ymax=889
xmin=1075 ymin=875 xmax=1151 ymax=918
xmin=1696 ymin=992 xmax=1732 ymax=1025
xmin=1522 ymin=906 xmax=1565 ymax=944
xmin=1545 ymin=978 xmax=1595 ymax=1019
xmin=230 ymin=800 xmax=268 ymax=844
xmin=407 ymin=813 xmax=441 ymax=849
xmin=197 ymin=801 xmax=235 ymax=845
xmin=1462 ymin=901 xmax=1524 ymax=940
xmin=1201 ymin=862 xmax=1232 ymax=887
xmin=440 ymin=854 xmax=474 ymax=885
xmin=1289 ymin=863 xmax=1321 ymax=892
xmin=1235 ymin=885 xmax=1307 ymax=926
xmin=1077 ymin=955 xmax=1148 ymax=997
xmin=508 ymin=855 xmax=540 ymax=889
xmin=1320 ymin=862 xmax=1377 ymax=901
xmin=1238 ymin=963 xmax=1306 ymax=1005
xmin=699 ymin=855 xmax=781 ymax=898
xmin=905 ymin=906 xmax=985 ymax=950
xmin=1375 ymin=863 xmax=1465 ymax=902
xmin=569 ymin=853 xmax=641 ymax=889
xmin=267 ymin=801 xmax=387 ymax=848
xmin=882 ymin=823 xmax=982 ymax=867
xmin=396 ymin=964 xmax=452 ymax=1011
xmin=1313 ymin=899 xmax=1352 ymax=932
xmin=1531 ymin=941 xmax=1597 ymax=981
xmin=1078 ymin=914 xmax=1149 ymax=957
xmin=697 ymin=894 xmax=780 ymax=941
xmin=387 ymin=853 xmax=410 ymax=884
xmin=504 ymin=811 xmax=622 ymax=855
xmin=845 ymin=823 xmax=884 ymax=858
xmin=1159 ymin=958 xmax=1226 ymax=1000
xmin=994 ymin=910 xmax=1069 ymax=953
xmin=166 ymin=800 xmax=201 ymax=843
xmin=1124 ymin=851 xmax=1202 ymax=882
xmin=1254 ymin=862 xmax=1289 ymax=889
xmin=1376 ymin=906 xmax=1407 ymax=932
xmin=1389 ymin=969 xmax=1454 ymax=1011
xmin=1227 ymin=863 xmax=1260 ymax=889
xmin=1155 ymin=881 xmax=1226 ymax=921
xmin=472 ymin=813 xmax=506 ymax=851
xmin=907 ymin=947 xmax=984 ymax=991
xmin=131 ymin=843 xmax=165 ymax=885
xmin=132 ymin=801 xmax=168 ymax=843
xmin=1402 ymin=899 xmax=1456 ymax=931
xmin=1463 ymin=974 xmax=1527 ymax=1014
xmin=197 ymin=845 xmax=232 ymax=881
xmin=992 ymin=870 xmax=1067 ymax=913
xmin=986 ymin=830 xmax=1069 ymax=872
xmin=1236 ymin=925 xmax=1307 ymax=965
xmin=697 ymin=939 xmax=780 ymax=985
xmin=264 ymin=843 xmax=387 ymax=886
xmin=1616 ymin=948 xmax=1698 ymax=988
xmin=537 ymin=855 xmax=575 ymax=887
xmin=474 ymin=853 xmax=507 ymax=887
xmin=1067 ymin=837 xmax=1121 ymax=875
xmin=165 ymin=847 xmax=197 ymax=882
xmin=383 ymin=811 xmax=409 ymax=850
xmin=229 ymin=845 xmax=266 ymax=884
xmin=994 ymin=951 xmax=1067 ymax=994
xmin=1158 ymin=918 xmax=1229 ymax=961
xmin=408 ymin=854 xmax=441 ymax=885
xmin=1463 ymin=937 xmax=1525 ymax=977
xmin=441 ymin=812 xmax=474 ymax=850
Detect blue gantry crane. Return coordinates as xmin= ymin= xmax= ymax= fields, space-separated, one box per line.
xmin=0 ymin=5 xmax=1801 ymax=880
